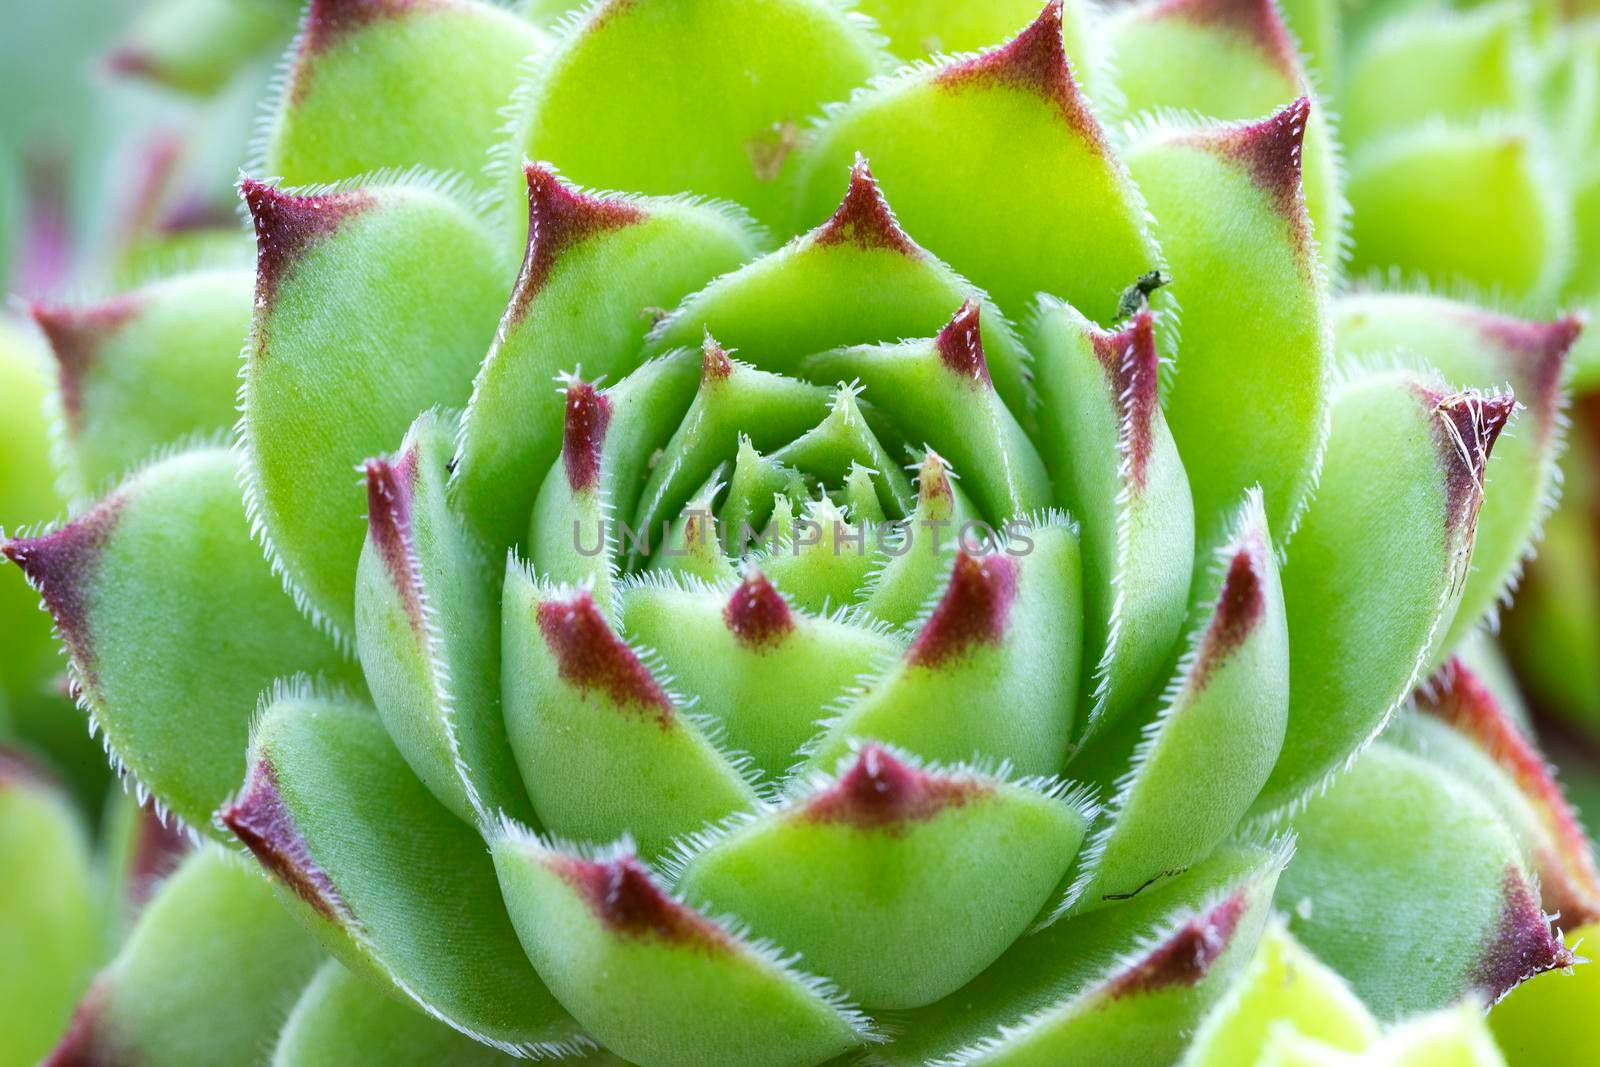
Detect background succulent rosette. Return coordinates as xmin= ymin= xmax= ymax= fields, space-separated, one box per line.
xmin=1 ymin=1 xmax=1599 ymax=1065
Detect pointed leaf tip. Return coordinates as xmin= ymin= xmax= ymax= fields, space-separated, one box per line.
xmin=723 ymin=571 xmax=794 ymax=649
xmin=364 ymin=450 xmax=422 ymax=626
xmin=1 ymin=501 xmax=123 ymax=667
xmin=1205 ymin=97 xmax=1312 ymax=227
xmin=917 ymin=450 xmax=955 ymax=509
xmin=1108 ymin=889 xmax=1249 ymax=997
xmin=39 ymin=993 xmax=107 ymax=1067
xmin=1145 ymin=0 xmax=1301 ymax=79
xmin=554 ymin=850 xmax=729 ymax=948
xmin=806 ymin=744 xmax=984 ymax=828
xmin=240 ymin=178 xmax=372 ymax=309
xmin=1470 ymin=311 xmax=1583 ymax=420
xmin=1471 ymin=864 xmax=1577 ymax=1003
xmin=513 ymin=162 xmax=645 ymax=321
xmin=1427 ymin=389 xmax=1517 ymax=536
xmin=938 ymin=1 xmax=1101 ymax=146
xmin=536 ymin=590 xmax=672 ymax=719
xmin=218 ymin=760 xmax=345 ymax=921
xmin=1195 ymin=533 xmax=1268 ymax=688
xmin=935 ymin=300 xmax=992 ymax=384
xmin=701 ymin=332 xmax=734 ymax=383
xmin=813 ymin=157 xmax=919 ymax=256
xmin=29 ymin=297 xmax=140 ymax=428
xmin=303 ymin=0 xmax=430 ymax=56
xmin=1091 ymin=309 xmax=1160 ymax=488
xmin=908 ymin=551 xmax=1018 ymax=668
xmin=561 ymin=379 xmax=612 ymax=493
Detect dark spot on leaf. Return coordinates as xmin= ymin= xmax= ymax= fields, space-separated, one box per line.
xmin=723 ymin=571 xmax=794 ymax=649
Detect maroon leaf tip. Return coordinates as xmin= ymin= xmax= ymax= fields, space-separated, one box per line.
xmin=723 ymin=571 xmax=794 ymax=649
xmin=303 ymin=0 xmax=430 ymax=56
xmin=1465 ymin=310 xmax=1582 ymax=432
xmin=917 ymin=451 xmax=955 ymax=510
xmin=39 ymin=988 xmax=111 ymax=1067
xmin=1418 ymin=659 xmax=1600 ymax=924
xmin=701 ymin=333 xmax=734 ymax=383
xmin=2 ymin=500 xmax=122 ymax=670
xmin=561 ymin=380 xmax=612 ymax=493
xmin=241 ymin=178 xmax=371 ymax=313
xmin=1193 ymin=531 xmax=1267 ymax=689
xmin=938 ymin=1 xmax=1103 ymax=147
xmin=0 ymin=745 xmax=57 ymax=792
xmin=813 ymin=157 xmax=919 ymax=256
xmin=218 ymin=760 xmax=345 ymax=921
xmin=1145 ymin=0 xmax=1302 ymax=80
xmin=908 ymin=551 xmax=1019 ymax=668
xmin=1090 ymin=309 xmax=1160 ymax=488
xmin=1471 ymin=864 xmax=1577 ymax=1002
xmin=511 ymin=163 xmax=645 ymax=324
xmin=30 ymin=297 xmax=140 ymax=432
xmin=1201 ymin=98 xmax=1311 ymax=233
xmin=104 ymin=45 xmax=156 ymax=81
xmin=806 ymin=744 xmax=984 ymax=829
xmin=1109 ymin=890 xmax=1249 ymax=997
xmin=126 ymin=800 xmax=191 ymax=909
xmin=935 ymin=300 xmax=992 ymax=385
xmin=554 ymin=851 xmax=727 ymax=949
xmin=364 ymin=449 xmax=423 ymax=627
xmin=536 ymin=590 xmax=673 ymax=720
xmin=1426 ymin=389 xmax=1516 ymax=539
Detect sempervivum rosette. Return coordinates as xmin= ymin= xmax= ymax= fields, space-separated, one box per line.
xmin=1 ymin=2 xmax=1597 ymax=1066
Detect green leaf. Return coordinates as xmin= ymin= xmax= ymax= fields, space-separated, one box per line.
xmin=490 ymin=831 xmax=878 ymax=1067
xmin=1490 ymin=922 xmax=1600 ymax=1067
xmin=858 ymin=449 xmax=980 ymax=627
xmin=668 ymin=743 xmax=1095 ymax=1008
xmin=355 ymin=410 xmax=532 ymax=827
xmin=1333 ymin=293 xmax=1580 ymax=650
xmin=30 ymin=270 xmax=252 ymax=496
xmin=238 ymin=176 xmax=512 ymax=642
xmin=0 ymin=751 xmax=98 ymax=1067
xmin=263 ymin=0 xmax=548 ymax=188
xmin=1251 ymin=374 xmax=1511 ymax=816
xmin=107 ymin=0 xmax=296 ymax=96
xmin=221 ymin=684 xmax=583 ymax=1056
xmin=503 ymin=0 xmax=887 ymax=230
xmin=792 ymin=1 xmax=1164 ymax=325
xmin=873 ymin=838 xmax=1288 ymax=1065
xmin=40 ymin=846 xmax=324 ymax=1067
xmin=1278 ymin=742 xmax=1575 ymax=1018
xmin=1 ymin=448 xmax=348 ymax=834
xmin=454 ymin=163 xmax=765 ymax=554
xmin=1123 ymin=100 xmax=1331 ymax=556
xmin=1027 ymin=301 xmax=1194 ymax=732
xmin=804 ymin=515 xmax=1082 ymax=778
xmin=501 ymin=562 xmax=762 ymax=858
xmin=853 ymin=0 xmax=1091 ymax=60
xmin=1060 ymin=491 xmax=1287 ymax=918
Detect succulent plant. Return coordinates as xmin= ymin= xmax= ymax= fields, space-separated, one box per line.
xmin=3 ymin=1 xmax=1600 ymax=1065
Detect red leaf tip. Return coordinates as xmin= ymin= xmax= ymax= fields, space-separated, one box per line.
xmin=39 ymin=987 xmax=110 ymax=1067
xmin=701 ymin=332 xmax=734 ymax=383
xmin=1090 ymin=309 xmax=1160 ymax=488
xmin=29 ymin=296 xmax=141 ymax=432
xmin=2 ymin=500 xmax=123 ymax=670
xmin=1464 ymin=309 xmax=1582 ymax=429
xmin=935 ymin=300 xmax=992 ymax=385
xmin=1194 ymin=529 xmax=1268 ymax=688
xmin=561 ymin=379 xmax=612 ymax=493
xmin=908 ymin=551 xmax=1019 ymax=668
xmin=813 ymin=156 xmax=920 ymax=257
xmin=511 ymin=162 xmax=645 ymax=323
xmin=218 ymin=760 xmax=345 ymax=921
xmin=554 ymin=850 xmax=728 ymax=948
xmin=364 ymin=448 xmax=422 ymax=627
xmin=1201 ymin=97 xmax=1312 ymax=231
xmin=303 ymin=0 xmax=430 ymax=56
xmin=1426 ymin=388 xmax=1517 ymax=538
xmin=723 ymin=571 xmax=794 ymax=649
xmin=1471 ymin=864 xmax=1577 ymax=1003
xmin=1145 ymin=0 xmax=1302 ymax=80
xmin=917 ymin=450 xmax=955 ymax=515
xmin=536 ymin=590 xmax=673 ymax=720
xmin=1110 ymin=890 xmax=1249 ymax=997
xmin=805 ymin=744 xmax=985 ymax=829
xmin=939 ymin=2 xmax=1102 ymax=147
xmin=240 ymin=178 xmax=371 ymax=311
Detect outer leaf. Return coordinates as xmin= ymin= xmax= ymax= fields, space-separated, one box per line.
xmin=40 ymin=847 xmax=324 ymax=1067
xmin=356 ymin=410 xmax=531 ymax=826
xmin=1490 ymin=923 xmax=1600 ymax=1067
xmin=792 ymin=2 xmax=1165 ymax=324
xmin=1028 ymin=301 xmax=1194 ymax=731
xmin=504 ymin=0 xmax=887 ymax=230
xmin=1333 ymin=293 xmax=1580 ymax=648
xmin=263 ymin=0 xmax=547 ymax=187
xmin=805 ymin=517 xmax=1082 ymax=778
xmin=220 ymin=685 xmax=583 ymax=1057
xmin=491 ymin=832 xmax=878 ymax=1067
xmin=1251 ymin=374 xmax=1512 ymax=815
xmin=1278 ymin=742 xmax=1575 ymax=1018
xmin=238 ymin=177 xmax=511 ymax=642
xmin=501 ymin=566 xmax=761 ymax=857
xmin=454 ymin=163 xmax=765 ymax=553
xmin=874 ymin=839 xmax=1288 ymax=1065
xmin=670 ymin=743 xmax=1095 ymax=1009
xmin=31 ymin=270 xmax=252 ymax=495
xmin=0 ymin=751 xmax=98 ymax=1067
xmin=1 ymin=449 xmax=348 ymax=834
xmin=1124 ymin=99 xmax=1330 ymax=554
xmin=1061 ymin=492 xmax=1287 ymax=917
